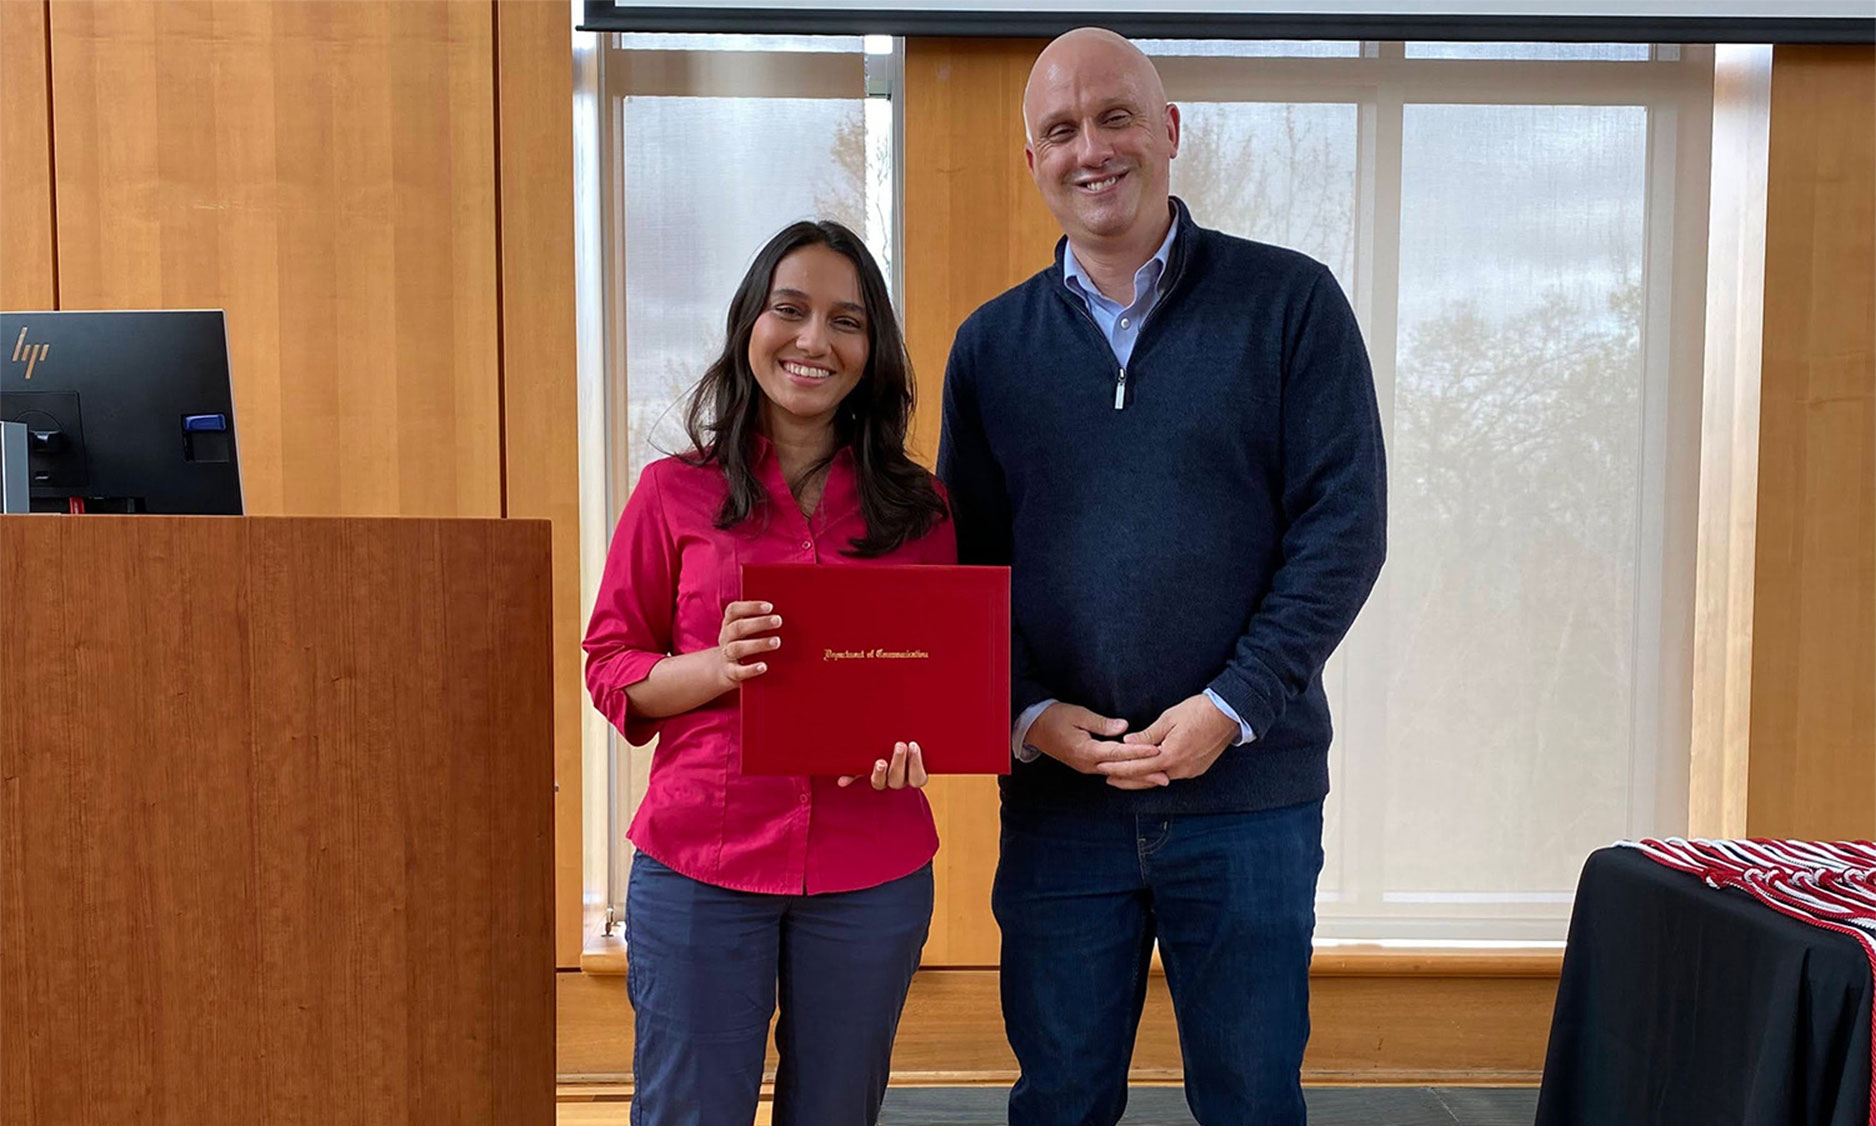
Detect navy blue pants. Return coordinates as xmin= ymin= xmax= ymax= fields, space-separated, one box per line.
xmin=994 ymin=800 xmax=1325 ymax=1126
xmin=625 ymin=853 xmax=933 ymax=1126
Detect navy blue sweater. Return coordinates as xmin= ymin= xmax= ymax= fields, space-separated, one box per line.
xmin=936 ymin=200 xmax=1387 ymax=814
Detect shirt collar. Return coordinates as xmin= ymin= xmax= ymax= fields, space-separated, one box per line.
xmin=1061 ymin=209 xmax=1180 ymax=307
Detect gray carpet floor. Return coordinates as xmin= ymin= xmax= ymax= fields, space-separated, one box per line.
xmin=878 ymin=1085 xmax=1538 ymax=1126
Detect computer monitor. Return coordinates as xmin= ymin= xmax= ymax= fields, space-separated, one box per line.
xmin=0 ymin=310 xmax=243 ymax=515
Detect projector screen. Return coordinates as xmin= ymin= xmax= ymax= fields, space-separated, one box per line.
xmin=579 ymin=1 xmax=1875 ymax=41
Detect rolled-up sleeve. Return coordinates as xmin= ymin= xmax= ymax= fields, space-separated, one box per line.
xmin=583 ymin=463 xmax=678 ymax=746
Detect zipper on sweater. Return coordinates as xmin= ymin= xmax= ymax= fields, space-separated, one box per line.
xmin=1059 ymin=293 xmax=1131 ymax=411
xmin=1056 ymin=208 xmax=1195 ymax=412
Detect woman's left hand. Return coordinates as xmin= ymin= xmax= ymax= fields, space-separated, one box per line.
xmin=837 ymin=741 xmax=927 ymax=790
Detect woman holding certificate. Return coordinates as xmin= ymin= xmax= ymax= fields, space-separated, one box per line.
xmin=583 ymin=220 xmax=953 ymax=1126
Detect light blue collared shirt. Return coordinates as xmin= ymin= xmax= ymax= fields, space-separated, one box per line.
xmin=1012 ymin=220 xmax=1256 ymax=762
xmin=1059 ymin=216 xmax=1179 ymax=370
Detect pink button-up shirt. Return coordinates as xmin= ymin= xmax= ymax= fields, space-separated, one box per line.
xmin=583 ymin=441 xmax=953 ymax=895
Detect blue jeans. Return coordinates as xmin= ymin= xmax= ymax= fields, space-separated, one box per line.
xmin=625 ymin=853 xmax=933 ymax=1126
xmin=994 ymin=800 xmax=1325 ymax=1126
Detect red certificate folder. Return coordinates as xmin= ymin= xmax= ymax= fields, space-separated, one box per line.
xmin=738 ymin=563 xmax=1011 ymax=776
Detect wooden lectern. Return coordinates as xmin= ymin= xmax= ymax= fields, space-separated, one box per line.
xmin=0 ymin=516 xmax=555 ymax=1125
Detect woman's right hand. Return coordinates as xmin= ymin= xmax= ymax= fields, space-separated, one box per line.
xmin=716 ymin=600 xmax=783 ymax=693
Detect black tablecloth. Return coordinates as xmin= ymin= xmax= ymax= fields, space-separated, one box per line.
xmin=1536 ymin=845 xmax=1872 ymax=1126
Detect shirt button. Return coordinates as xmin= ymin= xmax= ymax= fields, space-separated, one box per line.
xmin=1119 ymin=317 xmax=1131 ymax=328
xmin=799 ymin=791 xmax=809 ymax=805
xmin=800 ymin=540 xmax=812 ymax=551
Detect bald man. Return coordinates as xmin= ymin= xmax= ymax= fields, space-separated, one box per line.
xmin=936 ymin=29 xmax=1388 ymax=1125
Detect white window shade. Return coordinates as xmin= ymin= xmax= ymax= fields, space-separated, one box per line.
xmin=1157 ymin=42 xmax=1712 ymax=941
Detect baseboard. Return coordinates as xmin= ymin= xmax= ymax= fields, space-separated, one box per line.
xmin=558 ymin=948 xmax=1559 ymax=1085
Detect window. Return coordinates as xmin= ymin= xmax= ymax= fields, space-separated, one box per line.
xmin=587 ymin=33 xmax=899 ymax=917
xmin=604 ymin=35 xmax=896 ymax=492
xmin=1388 ymin=103 xmax=1651 ymax=910
xmin=1154 ymin=42 xmax=1711 ymax=941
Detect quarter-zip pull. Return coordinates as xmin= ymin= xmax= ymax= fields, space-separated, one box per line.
xmin=1113 ymin=366 xmax=1127 ymax=410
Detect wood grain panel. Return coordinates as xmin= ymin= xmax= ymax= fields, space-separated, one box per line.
xmin=557 ymin=954 xmax=1557 ymax=1084
xmin=45 ymin=0 xmax=501 ymax=519
xmin=495 ymin=0 xmax=586 ymax=968
xmin=902 ymin=37 xmax=1055 ymax=967
xmin=903 ymin=37 xmax=1057 ymax=469
xmin=919 ymin=775 xmax=1003 ymax=966
xmin=0 ymin=515 xmax=555 ymax=1125
xmin=1747 ymin=45 xmax=1876 ymax=840
xmin=0 ymin=0 xmax=56 ymax=309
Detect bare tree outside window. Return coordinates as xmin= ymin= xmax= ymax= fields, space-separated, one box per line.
xmin=813 ymin=109 xmax=895 ymax=281
xmin=1388 ymin=276 xmax=1643 ymax=893
xmin=1384 ymin=104 xmax=1650 ymax=899
xmin=1160 ymin=88 xmax=1664 ymax=932
xmin=621 ymin=96 xmax=878 ymax=490
xmin=1173 ymin=102 xmax=1358 ymax=288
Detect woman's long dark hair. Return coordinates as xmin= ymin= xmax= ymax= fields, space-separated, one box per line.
xmin=681 ymin=220 xmax=948 ymax=557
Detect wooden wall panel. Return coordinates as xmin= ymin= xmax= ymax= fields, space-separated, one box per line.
xmin=0 ymin=0 xmax=56 ymax=309
xmin=1748 ymin=45 xmax=1876 ymax=840
xmin=0 ymin=515 xmax=555 ymax=1124
xmin=902 ymin=37 xmax=1053 ymax=967
xmin=45 ymin=0 xmax=501 ymax=519
xmin=36 ymin=0 xmax=588 ymax=967
xmin=495 ymin=0 xmax=585 ymax=968
xmin=903 ymin=37 xmax=1057 ymax=470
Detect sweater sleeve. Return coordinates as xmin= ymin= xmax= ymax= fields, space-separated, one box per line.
xmin=582 ymin=461 xmax=680 ymax=746
xmin=936 ymin=325 xmax=1055 ymax=724
xmin=1206 ymin=265 xmax=1388 ymax=738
